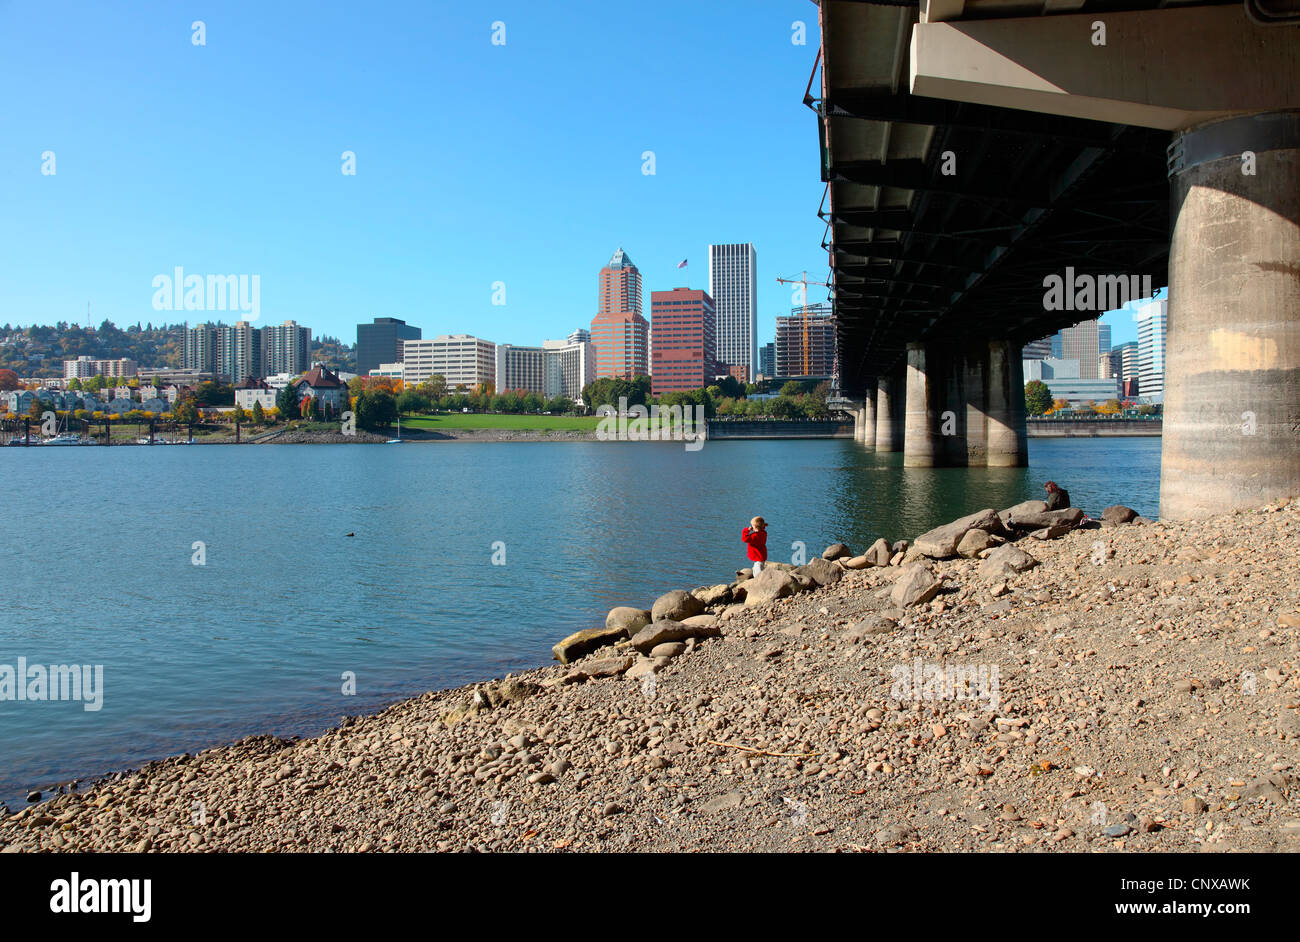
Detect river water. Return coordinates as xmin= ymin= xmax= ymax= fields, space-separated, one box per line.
xmin=0 ymin=436 xmax=1159 ymax=803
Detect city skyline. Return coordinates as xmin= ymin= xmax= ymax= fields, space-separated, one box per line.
xmin=0 ymin=1 xmax=828 ymax=350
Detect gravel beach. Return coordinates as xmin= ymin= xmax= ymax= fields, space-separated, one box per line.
xmin=3 ymin=496 xmax=1298 ymax=853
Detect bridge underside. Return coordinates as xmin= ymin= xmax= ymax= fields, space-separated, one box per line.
xmin=818 ymin=0 xmax=1300 ymax=512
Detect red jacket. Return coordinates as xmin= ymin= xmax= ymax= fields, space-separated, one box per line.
xmin=742 ymin=526 xmax=768 ymax=562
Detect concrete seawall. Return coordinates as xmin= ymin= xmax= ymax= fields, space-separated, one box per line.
xmin=1027 ymin=419 xmax=1162 ymax=438
xmin=708 ymin=420 xmax=853 ymax=440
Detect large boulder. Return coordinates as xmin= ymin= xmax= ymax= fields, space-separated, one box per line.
xmin=1030 ymin=522 xmax=1074 ymax=540
xmin=680 ymin=614 xmax=719 ymax=630
xmin=865 ymin=538 xmax=893 ymax=567
xmin=652 ymin=589 xmax=706 ymax=622
xmin=552 ymin=624 xmax=629 ymax=664
xmin=691 ymin=583 xmax=733 ymax=608
xmin=605 ymin=606 xmax=651 ymax=633
xmin=1101 ymin=504 xmax=1138 ymax=525
xmin=743 ymin=568 xmax=797 ymax=607
xmin=584 ymin=656 xmax=634 ymax=678
xmin=1004 ymin=506 xmax=1084 ymax=532
xmin=891 ymin=564 xmax=942 ymax=608
xmin=797 ymin=557 xmax=843 ymax=587
xmin=913 ymin=508 xmax=1005 ymax=559
xmin=998 ymin=500 xmax=1047 ymax=530
xmin=630 ymin=618 xmax=721 ymax=653
xmin=485 ymin=677 xmax=540 ymax=707
xmin=979 ymin=543 xmax=1039 ymax=582
xmin=822 ymin=543 xmax=853 ymax=561
xmin=956 ymin=528 xmax=993 ymax=558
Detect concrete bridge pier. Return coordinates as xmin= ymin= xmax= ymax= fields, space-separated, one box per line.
xmin=903 ymin=342 xmax=941 ymax=467
xmin=852 ymin=389 xmax=877 ymax=447
xmin=1162 ymin=111 xmax=1300 ymax=519
xmin=940 ymin=346 xmax=970 ymax=467
xmin=875 ymin=371 xmax=902 ymax=452
xmin=985 ymin=339 xmax=1028 ymax=468
xmin=964 ymin=347 xmax=989 ymax=467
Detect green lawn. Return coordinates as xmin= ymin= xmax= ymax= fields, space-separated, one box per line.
xmin=402 ymin=413 xmax=601 ymax=431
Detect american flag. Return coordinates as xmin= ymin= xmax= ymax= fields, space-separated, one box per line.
xmin=676 ymin=259 xmax=688 ymax=269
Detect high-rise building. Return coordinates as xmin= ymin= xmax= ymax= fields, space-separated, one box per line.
xmin=1099 ymin=338 xmax=1137 ymax=383
xmin=493 ymin=339 xmax=593 ymax=400
xmin=759 ymin=342 xmax=775 ymax=379
xmin=566 ymin=328 xmax=591 ymax=346
xmin=1057 ymin=319 xmax=1102 ymax=379
xmin=1099 ymin=322 xmax=1112 ymax=356
xmin=1022 ymin=337 xmax=1053 ymax=361
xmin=261 ymin=320 xmax=311 ymax=376
xmin=775 ymin=304 xmax=836 ymax=379
xmin=357 ymin=317 xmax=422 ymax=376
xmin=1133 ymin=298 xmax=1168 ymax=402
xmin=709 ymin=243 xmax=757 ymax=382
xmin=1114 ymin=340 xmax=1139 ymax=385
xmin=650 ymin=287 xmax=717 ymax=395
xmin=402 ymin=335 xmax=496 ymax=389
xmin=590 ymin=247 xmax=649 ymax=379
xmin=495 ymin=345 xmax=547 ymax=395
xmin=184 ymin=324 xmax=219 ymax=374
xmin=218 ymin=321 xmax=261 ymax=384
xmin=542 ymin=339 xmax=594 ymax=402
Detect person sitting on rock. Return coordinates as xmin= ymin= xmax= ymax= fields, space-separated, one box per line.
xmin=1044 ymin=480 xmax=1071 ymax=511
xmin=742 ymin=516 xmax=768 ymax=577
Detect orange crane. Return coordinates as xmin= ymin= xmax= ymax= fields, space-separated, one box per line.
xmin=775 ymin=271 xmax=830 ymax=377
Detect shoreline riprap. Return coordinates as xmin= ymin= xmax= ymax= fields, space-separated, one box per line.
xmin=2 ymin=495 xmax=1297 ymax=853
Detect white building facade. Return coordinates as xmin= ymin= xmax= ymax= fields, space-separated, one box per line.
xmin=401 ymin=335 xmax=496 ymax=389
xmin=1133 ymin=297 xmax=1168 ymax=402
xmin=708 ymin=242 xmax=758 ymax=382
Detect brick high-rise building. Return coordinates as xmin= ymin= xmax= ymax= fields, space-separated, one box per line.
xmin=590 ymin=247 xmax=648 ymax=379
xmin=650 ymin=287 xmax=716 ymax=395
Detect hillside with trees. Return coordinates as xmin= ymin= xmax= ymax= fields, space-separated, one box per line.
xmin=0 ymin=320 xmax=356 ymax=377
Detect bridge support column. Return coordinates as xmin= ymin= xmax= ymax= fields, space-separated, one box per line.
xmin=965 ymin=348 xmax=989 ymax=467
xmin=854 ymin=390 xmax=877 ymax=447
xmin=1162 ymin=111 xmax=1300 ymax=519
xmin=875 ymin=372 xmax=901 ymax=452
xmin=904 ymin=342 xmax=941 ymax=468
xmin=940 ymin=346 xmax=969 ymax=466
xmin=986 ymin=339 xmax=1028 ymax=467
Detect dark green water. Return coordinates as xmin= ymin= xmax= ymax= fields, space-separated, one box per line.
xmin=0 ymin=436 xmax=1159 ymax=803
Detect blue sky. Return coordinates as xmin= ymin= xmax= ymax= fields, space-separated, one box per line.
xmin=0 ymin=0 xmax=830 ymax=347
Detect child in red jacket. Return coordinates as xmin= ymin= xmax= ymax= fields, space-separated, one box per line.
xmin=742 ymin=516 xmax=768 ymax=576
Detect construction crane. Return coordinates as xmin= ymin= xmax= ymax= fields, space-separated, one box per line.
xmin=775 ymin=271 xmax=830 ymax=378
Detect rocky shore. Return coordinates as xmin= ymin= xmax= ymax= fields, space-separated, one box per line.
xmin=3 ymin=495 xmax=1298 ymax=853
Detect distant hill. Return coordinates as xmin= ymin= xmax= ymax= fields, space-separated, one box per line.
xmin=0 ymin=321 xmax=355 ymax=377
